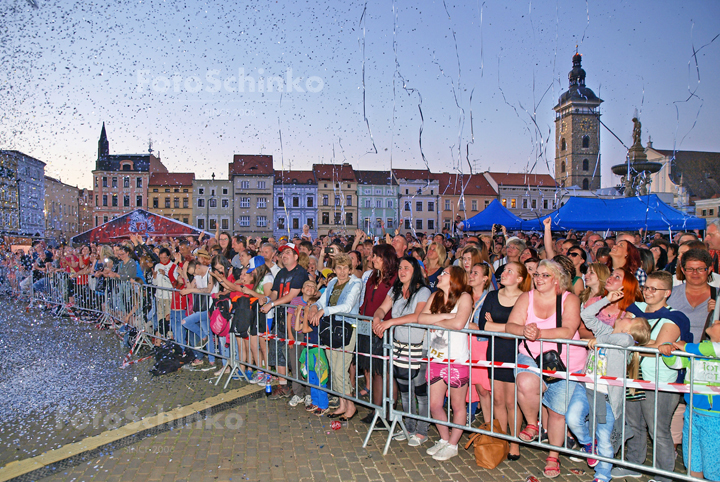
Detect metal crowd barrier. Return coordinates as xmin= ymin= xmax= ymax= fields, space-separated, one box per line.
xmin=22 ymin=272 xmax=714 ymax=481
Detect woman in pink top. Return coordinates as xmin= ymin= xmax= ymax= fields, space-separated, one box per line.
xmin=506 ymin=259 xmax=586 ymax=478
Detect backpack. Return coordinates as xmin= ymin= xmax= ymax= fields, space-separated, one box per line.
xmin=149 ymin=342 xmax=193 ymax=376
xmin=210 ymin=297 xmax=232 ymax=339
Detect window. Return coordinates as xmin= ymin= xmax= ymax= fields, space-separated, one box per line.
xmin=334 ymin=212 xmax=341 ymax=225
xmin=209 ymin=218 xmax=217 ymax=230
xmin=136 ymin=177 xmax=142 ymax=188
xmin=278 ymin=217 xmax=285 ymax=229
xmin=710 ymin=209 xmax=715 ymax=216
xmin=459 ymin=200 xmax=465 ymax=210
xmin=123 ymin=177 xmax=130 ymax=188
xmin=166 ymin=188 xmax=171 ymax=193
xmin=240 ymin=180 xmax=250 ymax=189
xmin=197 ymin=198 xmax=205 ymax=208
xmin=428 ymin=201 xmax=434 ymax=212
xmin=258 ymin=181 xmax=266 ymax=189
xmin=174 ymin=188 xmax=179 ymax=193
xmin=346 ymin=195 xmax=352 ymax=207
xmin=103 ymin=215 xmax=108 ymax=223
xmin=173 ymin=197 xmax=179 ymax=208
xmin=472 ymin=200 xmax=478 ymax=211
xmin=102 ymin=177 xmax=108 ymax=187
xmin=183 ymin=198 xmax=189 ymax=208
xmin=582 ymin=135 xmax=590 ymax=148
xmin=561 ymin=161 xmax=566 ymax=172
xmin=543 ymin=199 xmax=549 ymax=209
xmin=335 ymin=196 xmax=341 ymax=206
xmin=256 ymin=197 xmax=266 ymax=208
xmin=511 ymin=199 xmax=516 ymax=209
xmin=582 ymin=159 xmax=589 ymax=171
xmin=404 ymin=201 xmax=411 ymax=211
xmin=152 ymin=197 xmax=158 ymax=208
xmin=221 ymin=219 xmax=229 ymax=230
xmin=386 ymin=200 xmax=393 ymax=208
xmin=123 ymin=195 xmax=130 ymax=207
xmin=346 ymin=213 xmax=353 ymax=225
xmin=222 ymin=188 xmax=228 ymax=195
xmin=322 ymin=195 xmax=328 ymax=206
xmin=164 ymin=197 xmax=170 ymax=208
xmin=217 ymin=198 xmax=226 ymax=208
xmin=103 ymin=195 xmax=108 ymax=206
xmin=238 ymin=216 xmax=249 ymax=227
xmin=95 ymin=177 xmax=98 ymax=188
xmin=197 ymin=219 xmax=205 ymax=229
xmin=307 ymin=218 xmax=314 ymax=229
xmin=582 ymin=178 xmax=589 ymax=190
xmin=404 ymin=219 xmax=411 ymax=229
xmin=95 ymin=195 xmax=98 ymax=206
xmin=386 ymin=218 xmax=393 ymax=228
xmin=376 ymin=199 xmax=382 ymax=208
xmin=257 ymin=216 xmax=267 ymax=227
xmin=415 ymin=201 xmax=423 ymax=212
xmin=522 ymin=199 xmax=528 ymax=209
xmin=137 ymin=195 xmax=143 ymax=207
xmin=198 ymin=188 xmax=205 ymax=195
xmin=183 ymin=217 xmax=189 ymax=224
xmin=112 ymin=194 xmax=118 ymax=207
xmin=561 ymin=138 xmax=566 ymax=151
xmin=293 ymin=218 xmax=299 ymax=230
xmin=112 ymin=177 xmax=117 ymax=188
xmin=322 ymin=212 xmax=329 ymax=225
xmin=307 ymin=196 xmax=314 ymax=207
xmin=416 ymin=219 xmax=423 ymax=230
xmin=234 ymin=197 xmax=247 ymax=208
xmin=365 ymin=199 xmax=371 ymax=208
xmin=292 ymin=197 xmax=299 ymax=207
xmin=444 ymin=218 xmax=451 ymax=230
xmin=428 ymin=219 xmax=435 ymax=230
xmin=502 ymin=198 xmax=507 ymax=207
xmin=532 ymin=199 xmax=537 ymax=209
xmin=206 ymin=198 xmax=215 ymax=208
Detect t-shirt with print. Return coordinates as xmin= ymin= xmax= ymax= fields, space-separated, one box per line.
xmin=271 ymin=265 xmax=309 ymax=322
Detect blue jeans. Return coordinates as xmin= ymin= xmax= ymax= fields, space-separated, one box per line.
xmin=169 ymin=309 xmax=184 ymax=343
xmin=309 ymin=370 xmax=328 ymax=409
xmin=566 ymin=384 xmax=615 ymax=482
xmin=33 ymin=278 xmax=48 ymax=293
xmin=181 ymin=311 xmax=215 ymax=362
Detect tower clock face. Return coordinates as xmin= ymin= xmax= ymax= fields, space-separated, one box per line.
xmin=578 ymin=118 xmax=594 ymax=132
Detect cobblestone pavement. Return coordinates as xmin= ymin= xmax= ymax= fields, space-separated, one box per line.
xmin=0 ymin=299 xmax=246 ymax=469
xmin=39 ymin=397 xmax=668 ymax=482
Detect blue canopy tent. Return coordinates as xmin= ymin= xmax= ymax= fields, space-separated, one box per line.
xmin=521 ymin=194 xmax=706 ymax=232
xmin=462 ymin=199 xmax=525 ymax=231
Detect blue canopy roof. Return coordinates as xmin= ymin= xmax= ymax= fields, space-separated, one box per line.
xmin=462 ymin=199 xmax=525 ymax=231
xmin=521 ymin=194 xmax=706 ymax=232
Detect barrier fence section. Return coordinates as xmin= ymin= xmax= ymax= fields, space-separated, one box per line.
xmin=24 ymin=273 xmax=716 ymax=481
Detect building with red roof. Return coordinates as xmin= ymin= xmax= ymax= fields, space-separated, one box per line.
xmin=229 ymin=154 xmax=274 ymax=236
xmin=483 ymin=172 xmax=558 ymax=219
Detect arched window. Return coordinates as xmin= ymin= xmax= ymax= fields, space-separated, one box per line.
xmin=582 ymin=159 xmax=589 ymax=171
xmin=561 ymin=161 xmax=566 ymax=173
xmin=560 ymin=138 xmax=566 ymax=151
xmin=582 ymin=178 xmax=589 ymax=190
xmin=582 ymin=135 xmax=590 ymax=148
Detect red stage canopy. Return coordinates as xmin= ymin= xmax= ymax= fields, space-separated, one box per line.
xmin=71 ymin=209 xmax=212 ymax=244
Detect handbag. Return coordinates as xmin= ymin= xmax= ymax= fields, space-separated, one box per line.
xmin=463 ymin=419 xmax=509 ymax=469
xmin=318 ymin=315 xmax=354 ymax=349
xmin=523 ymin=294 xmax=566 ymax=384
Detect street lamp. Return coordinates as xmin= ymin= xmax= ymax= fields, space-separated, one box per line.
xmin=206 ymin=172 xmax=215 ymax=231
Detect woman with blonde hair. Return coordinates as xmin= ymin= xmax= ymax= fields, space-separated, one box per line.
xmin=424 ymin=242 xmax=446 ymax=292
xmin=579 ymin=262 xmax=611 ymax=307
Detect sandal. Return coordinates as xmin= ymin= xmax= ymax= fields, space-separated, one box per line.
xmin=518 ymin=423 xmax=539 ymax=442
xmin=544 ymin=457 xmax=561 ymax=478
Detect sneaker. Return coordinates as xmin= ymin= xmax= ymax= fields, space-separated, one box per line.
xmin=392 ymin=431 xmax=407 ymax=441
xmin=426 ymin=439 xmax=449 ymax=456
xmin=303 ymin=395 xmax=312 ymax=407
xmin=432 ymin=443 xmax=459 ymax=461
xmin=586 ymin=440 xmax=599 ymax=468
xmin=328 ymin=397 xmax=340 ymax=408
xmin=611 ymin=467 xmax=642 ymax=479
xmin=253 ymin=372 xmax=266 ymax=386
xmin=306 ymin=404 xmax=319 ymax=412
xmin=312 ymin=407 xmax=330 ymax=417
xmin=408 ymin=434 xmax=428 ymax=447
xmin=245 ymin=369 xmax=254 ymax=380
xmin=269 ymin=385 xmax=292 ymax=400
xmin=288 ymin=395 xmax=303 ymax=407
xmin=569 ymin=441 xmax=597 ymax=467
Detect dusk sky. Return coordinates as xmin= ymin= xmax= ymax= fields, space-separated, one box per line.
xmin=1 ymin=0 xmax=719 ymax=190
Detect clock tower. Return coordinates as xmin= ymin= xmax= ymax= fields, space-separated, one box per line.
xmin=554 ymin=52 xmax=603 ymax=190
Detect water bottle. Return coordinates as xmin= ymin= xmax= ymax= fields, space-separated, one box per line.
xmin=265 ymin=374 xmax=272 ymax=396
xmin=266 ymin=305 xmax=274 ymax=332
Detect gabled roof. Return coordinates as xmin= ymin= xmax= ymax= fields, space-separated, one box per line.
xmin=431 ymin=172 xmax=497 ymax=196
xmin=655 ymin=149 xmax=720 ymax=200
xmin=355 ymin=170 xmax=395 ymax=186
xmin=149 ymin=172 xmax=195 ymax=186
xmin=392 ymin=168 xmax=432 ymax=181
xmin=274 ymin=170 xmax=317 ymax=185
xmin=229 ymin=155 xmax=274 ymax=176
xmin=312 ymin=163 xmax=356 ymax=182
xmin=485 ymin=172 xmax=557 ymax=188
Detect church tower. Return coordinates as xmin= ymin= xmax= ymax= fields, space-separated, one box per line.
xmin=554 ymin=52 xmax=603 ymax=190
xmin=98 ymin=122 xmax=109 ymax=160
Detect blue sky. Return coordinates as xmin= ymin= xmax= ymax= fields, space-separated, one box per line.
xmin=1 ymin=0 xmax=718 ymax=190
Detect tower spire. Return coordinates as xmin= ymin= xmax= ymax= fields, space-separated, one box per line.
xmin=98 ymin=122 xmax=109 ymax=159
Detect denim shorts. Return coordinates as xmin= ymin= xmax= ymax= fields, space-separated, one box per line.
xmin=515 ymin=352 xmax=577 ymax=416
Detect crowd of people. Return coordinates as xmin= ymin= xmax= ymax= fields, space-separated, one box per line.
xmin=2 ymin=220 xmax=720 ymax=481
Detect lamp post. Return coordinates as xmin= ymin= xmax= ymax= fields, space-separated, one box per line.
xmin=205 ymin=172 xmax=215 ymax=231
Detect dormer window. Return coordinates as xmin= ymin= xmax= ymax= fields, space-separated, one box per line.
xmin=121 ymin=161 xmax=133 ymax=171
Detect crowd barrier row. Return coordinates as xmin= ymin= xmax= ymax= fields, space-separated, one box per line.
xmin=21 ymin=271 xmax=715 ymax=482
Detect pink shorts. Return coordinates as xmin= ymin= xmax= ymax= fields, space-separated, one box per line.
xmin=427 ymin=361 xmax=470 ymax=388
